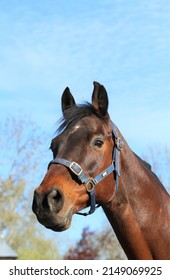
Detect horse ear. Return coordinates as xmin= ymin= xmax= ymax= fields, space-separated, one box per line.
xmin=62 ymin=87 xmax=76 ymax=114
xmin=92 ymin=81 xmax=108 ymax=115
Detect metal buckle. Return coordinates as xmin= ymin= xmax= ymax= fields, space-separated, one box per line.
xmin=115 ymin=137 xmax=124 ymax=151
xmin=69 ymin=162 xmax=82 ymax=176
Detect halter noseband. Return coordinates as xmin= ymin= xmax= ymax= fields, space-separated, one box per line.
xmin=48 ymin=122 xmax=124 ymax=216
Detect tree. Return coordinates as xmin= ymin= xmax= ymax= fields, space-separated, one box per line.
xmin=64 ymin=227 xmax=126 ymax=260
xmin=0 ymin=116 xmax=60 ymax=259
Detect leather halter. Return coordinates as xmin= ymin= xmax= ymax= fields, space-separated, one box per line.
xmin=48 ymin=122 xmax=124 ymax=216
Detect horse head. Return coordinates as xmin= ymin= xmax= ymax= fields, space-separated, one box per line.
xmin=32 ymin=82 xmax=121 ymax=231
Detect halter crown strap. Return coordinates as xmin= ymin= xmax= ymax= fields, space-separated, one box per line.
xmin=111 ymin=121 xmax=124 ymax=191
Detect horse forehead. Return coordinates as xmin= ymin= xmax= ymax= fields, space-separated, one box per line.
xmin=59 ymin=116 xmax=109 ymax=141
xmin=75 ymin=116 xmax=108 ymax=132
xmin=65 ymin=122 xmax=94 ymax=139
xmin=69 ymin=124 xmax=81 ymax=134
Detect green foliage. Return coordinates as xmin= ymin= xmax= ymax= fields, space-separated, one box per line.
xmin=17 ymin=236 xmax=61 ymax=260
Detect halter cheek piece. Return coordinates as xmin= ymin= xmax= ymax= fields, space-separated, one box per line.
xmin=48 ymin=122 xmax=124 ymax=216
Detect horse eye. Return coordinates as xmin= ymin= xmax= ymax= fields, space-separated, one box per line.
xmin=94 ymin=139 xmax=104 ymax=148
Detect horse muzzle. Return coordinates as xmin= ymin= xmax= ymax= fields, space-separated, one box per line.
xmin=32 ymin=187 xmax=73 ymax=231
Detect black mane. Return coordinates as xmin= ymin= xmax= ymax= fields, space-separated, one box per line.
xmin=134 ymin=153 xmax=164 ymax=187
xmin=57 ymin=102 xmax=107 ymax=133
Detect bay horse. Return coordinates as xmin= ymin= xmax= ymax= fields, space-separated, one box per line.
xmin=32 ymin=82 xmax=170 ymax=259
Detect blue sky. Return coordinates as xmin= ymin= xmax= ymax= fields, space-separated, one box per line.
xmin=0 ymin=0 xmax=170 ymax=149
xmin=0 ymin=0 xmax=170 ymax=251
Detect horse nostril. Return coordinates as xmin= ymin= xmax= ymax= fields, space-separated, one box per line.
xmin=32 ymin=190 xmax=40 ymax=214
xmin=45 ymin=188 xmax=64 ymax=213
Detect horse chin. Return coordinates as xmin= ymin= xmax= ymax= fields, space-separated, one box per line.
xmin=45 ymin=218 xmax=71 ymax=232
xmin=36 ymin=207 xmax=73 ymax=232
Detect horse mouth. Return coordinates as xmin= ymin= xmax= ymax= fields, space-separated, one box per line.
xmin=35 ymin=207 xmax=73 ymax=232
xmin=45 ymin=217 xmax=71 ymax=232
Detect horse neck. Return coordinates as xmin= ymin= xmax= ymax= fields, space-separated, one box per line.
xmin=102 ymin=130 xmax=159 ymax=259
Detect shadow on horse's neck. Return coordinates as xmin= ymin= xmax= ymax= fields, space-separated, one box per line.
xmin=102 ymin=129 xmax=168 ymax=260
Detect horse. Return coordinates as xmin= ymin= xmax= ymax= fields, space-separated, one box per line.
xmin=32 ymin=82 xmax=170 ymax=260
